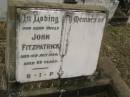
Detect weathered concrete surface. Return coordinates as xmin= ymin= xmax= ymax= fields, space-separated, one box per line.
xmin=6 ymin=1 xmax=107 ymax=96
xmin=99 ymin=57 xmax=130 ymax=97
xmin=7 ymin=0 xmax=106 ymax=82
xmin=0 ymin=22 xmax=7 ymax=90
xmin=0 ymin=0 xmax=7 ymax=21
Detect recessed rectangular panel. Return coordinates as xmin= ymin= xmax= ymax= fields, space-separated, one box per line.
xmin=16 ymin=9 xmax=64 ymax=82
xmin=16 ymin=8 xmax=106 ymax=83
xmin=62 ymin=11 xmax=106 ymax=78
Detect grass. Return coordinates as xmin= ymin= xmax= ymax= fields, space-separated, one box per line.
xmin=99 ymin=24 xmax=130 ymax=86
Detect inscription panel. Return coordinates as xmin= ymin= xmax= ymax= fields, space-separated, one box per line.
xmin=16 ymin=8 xmax=106 ymax=83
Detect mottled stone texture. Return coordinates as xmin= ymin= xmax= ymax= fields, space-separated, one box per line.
xmin=0 ymin=22 xmax=6 ymax=90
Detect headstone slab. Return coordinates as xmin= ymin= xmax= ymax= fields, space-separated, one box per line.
xmin=16 ymin=8 xmax=106 ymax=83
xmin=7 ymin=1 xmax=107 ymax=97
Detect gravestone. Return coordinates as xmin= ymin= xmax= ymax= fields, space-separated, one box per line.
xmin=16 ymin=8 xmax=106 ymax=83
xmin=7 ymin=0 xmax=107 ymax=97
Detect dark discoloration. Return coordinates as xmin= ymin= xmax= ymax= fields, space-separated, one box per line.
xmin=0 ymin=22 xmax=7 ymax=91
xmin=9 ymin=1 xmax=106 ymax=12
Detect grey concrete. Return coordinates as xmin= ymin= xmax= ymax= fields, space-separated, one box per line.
xmin=0 ymin=0 xmax=7 ymax=21
xmin=0 ymin=0 xmax=118 ymax=21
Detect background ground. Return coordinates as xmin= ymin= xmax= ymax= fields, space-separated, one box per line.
xmin=99 ymin=23 xmax=130 ymax=87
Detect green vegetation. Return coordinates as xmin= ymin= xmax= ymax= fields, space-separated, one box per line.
xmin=99 ymin=24 xmax=130 ymax=86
